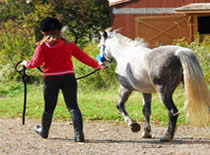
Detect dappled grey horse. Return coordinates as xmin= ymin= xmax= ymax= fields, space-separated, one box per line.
xmin=97 ymin=30 xmax=210 ymax=142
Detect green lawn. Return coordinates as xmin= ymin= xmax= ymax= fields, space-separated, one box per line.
xmin=0 ymin=83 xmax=188 ymax=125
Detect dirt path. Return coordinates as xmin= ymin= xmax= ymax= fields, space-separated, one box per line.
xmin=0 ymin=118 xmax=209 ymax=155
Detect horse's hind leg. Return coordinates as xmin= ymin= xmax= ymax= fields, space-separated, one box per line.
xmin=159 ymin=94 xmax=178 ymax=142
xmin=142 ymin=93 xmax=152 ymax=138
xmin=116 ymin=85 xmax=141 ymax=132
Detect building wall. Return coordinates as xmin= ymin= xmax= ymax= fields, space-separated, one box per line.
xmin=111 ymin=0 xmax=210 ymax=39
xmin=112 ymin=0 xmax=210 ymax=8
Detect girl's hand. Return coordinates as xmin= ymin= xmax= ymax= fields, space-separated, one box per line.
xmin=21 ymin=60 xmax=27 ymax=67
xmin=98 ymin=65 xmax=106 ymax=70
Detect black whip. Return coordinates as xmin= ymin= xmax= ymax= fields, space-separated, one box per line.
xmin=14 ymin=61 xmax=30 ymax=125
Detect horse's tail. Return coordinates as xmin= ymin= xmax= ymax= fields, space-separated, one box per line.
xmin=176 ymin=48 xmax=210 ymax=127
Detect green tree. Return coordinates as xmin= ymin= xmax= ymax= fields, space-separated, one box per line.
xmin=0 ymin=0 xmax=55 ymax=41
xmin=51 ymin=0 xmax=111 ymax=45
xmin=0 ymin=0 xmax=111 ymax=45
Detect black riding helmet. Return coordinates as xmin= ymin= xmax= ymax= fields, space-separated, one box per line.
xmin=40 ymin=17 xmax=62 ymax=32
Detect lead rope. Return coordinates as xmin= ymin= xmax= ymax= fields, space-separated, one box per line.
xmin=36 ymin=66 xmax=100 ymax=80
xmin=76 ymin=68 xmax=100 ymax=80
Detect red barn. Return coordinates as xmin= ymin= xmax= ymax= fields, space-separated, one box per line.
xmin=109 ymin=0 xmax=210 ymax=47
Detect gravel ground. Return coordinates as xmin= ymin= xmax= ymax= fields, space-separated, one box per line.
xmin=0 ymin=118 xmax=210 ymax=155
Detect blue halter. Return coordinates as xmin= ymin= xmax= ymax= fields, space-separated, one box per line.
xmin=96 ymin=45 xmax=112 ymax=64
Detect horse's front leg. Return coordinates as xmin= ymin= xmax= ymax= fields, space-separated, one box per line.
xmin=142 ymin=93 xmax=152 ymax=138
xmin=116 ymin=85 xmax=141 ymax=132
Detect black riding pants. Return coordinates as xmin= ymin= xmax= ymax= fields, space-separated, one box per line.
xmin=43 ymin=74 xmax=79 ymax=113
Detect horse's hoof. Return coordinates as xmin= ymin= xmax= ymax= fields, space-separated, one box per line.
xmin=130 ymin=123 xmax=141 ymax=132
xmin=142 ymin=132 xmax=152 ymax=138
xmin=160 ymin=135 xmax=172 ymax=142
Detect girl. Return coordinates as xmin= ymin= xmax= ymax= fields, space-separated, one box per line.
xmin=21 ymin=17 xmax=104 ymax=142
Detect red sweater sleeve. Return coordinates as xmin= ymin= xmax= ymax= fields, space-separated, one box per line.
xmin=26 ymin=45 xmax=45 ymax=68
xmin=71 ymin=43 xmax=99 ymax=69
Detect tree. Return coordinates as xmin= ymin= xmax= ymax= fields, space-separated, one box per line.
xmin=51 ymin=0 xmax=111 ymax=45
xmin=0 ymin=0 xmax=111 ymax=45
xmin=0 ymin=0 xmax=56 ymax=41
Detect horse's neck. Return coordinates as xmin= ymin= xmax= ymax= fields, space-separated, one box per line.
xmin=111 ymin=44 xmax=150 ymax=64
xmin=112 ymin=45 xmax=149 ymax=78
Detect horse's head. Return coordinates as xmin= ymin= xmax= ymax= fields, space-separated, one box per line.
xmin=97 ymin=29 xmax=115 ymax=65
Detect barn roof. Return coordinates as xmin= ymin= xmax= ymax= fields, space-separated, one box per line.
xmin=175 ymin=3 xmax=210 ymax=14
xmin=108 ymin=0 xmax=135 ymax=6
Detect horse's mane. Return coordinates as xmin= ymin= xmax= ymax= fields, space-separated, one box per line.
xmin=110 ymin=30 xmax=148 ymax=47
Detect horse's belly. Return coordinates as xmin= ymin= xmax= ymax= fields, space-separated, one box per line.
xmin=116 ymin=73 xmax=156 ymax=93
xmin=135 ymin=82 xmax=156 ymax=93
xmin=131 ymin=69 xmax=156 ymax=93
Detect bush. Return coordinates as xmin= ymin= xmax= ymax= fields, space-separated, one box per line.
xmin=0 ymin=20 xmax=43 ymax=84
xmin=0 ymin=64 xmax=17 ymax=83
xmin=174 ymin=36 xmax=210 ymax=83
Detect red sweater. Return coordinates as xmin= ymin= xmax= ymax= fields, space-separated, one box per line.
xmin=26 ymin=39 xmax=99 ymax=78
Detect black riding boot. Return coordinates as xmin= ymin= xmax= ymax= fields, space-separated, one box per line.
xmin=34 ymin=112 xmax=53 ymax=138
xmin=70 ymin=109 xmax=84 ymax=142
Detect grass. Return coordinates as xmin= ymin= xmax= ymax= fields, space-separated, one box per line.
xmin=0 ymin=82 xmax=188 ymax=126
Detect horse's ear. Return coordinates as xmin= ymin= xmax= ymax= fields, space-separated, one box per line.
xmin=103 ymin=31 xmax=108 ymax=39
xmin=114 ymin=28 xmax=121 ymax=33
xmin=99 ymin=31 xmax=107 ymax=40
xmin=105 ymin=27 xmax=112 ymax=32
xmin=99 ymin=31 xmax=103 ymax=36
